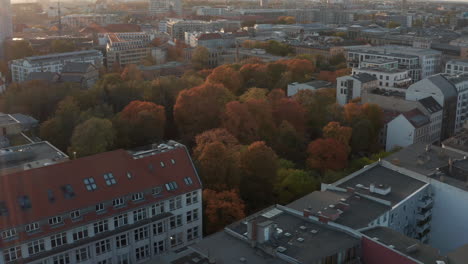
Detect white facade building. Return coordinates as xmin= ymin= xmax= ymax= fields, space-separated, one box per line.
xmin=0 ymin=141 xmax=203 ymax=264
xmin=62 ymin=14 xmax=119 ymax=29
xmin=149 ymin=0 xmax=182 ymax=16
xmin=386 ymin=109 xmax=430 ymax=151
xmin=287 ymin=80 xmax=331 ymax=97
xmin=10 ymin=50 xmax=103 ymax=83
xmin=445 ymin=59 xmax=468 ymax=75
xmin=336 ymin=73 xmax=378 ymax=105
xmin=166 ymin=19 xmax=241 ymax=40
xmin=352 ymin=66 xmax=411 ymax=91
xmin=347 ymin=45 xmax=442 ymax=82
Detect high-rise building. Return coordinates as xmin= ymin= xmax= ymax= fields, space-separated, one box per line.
xmin=0 ymin=0 xmax=13 ymax=58
xmin=149 ymin=0 xmax=182 ymax=16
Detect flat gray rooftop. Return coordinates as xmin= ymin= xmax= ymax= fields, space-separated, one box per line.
xmin=0 ymin=114 xmax=19 ymax=126
xmin=225 ymin=206 xmax=359 ymax=263
xmin=287 ymin=190 xmax=390 ymax=229
xmin=363 ymin=227 xmax=443 ymax=264
xmin=337 ymin=165 xmax=426 ymax=205
xmin=0 ymin=142 xmax=68 ymax=173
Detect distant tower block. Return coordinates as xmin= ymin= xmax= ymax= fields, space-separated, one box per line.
xmin=0 ymin=0 xmax=13 ymax=58
xmin=260 ymin=0 xmax=268 ymax=7
xmin=149 ymin=0 xmax=182 ymax=16
xmin=402 ymin=0 xmax=407 ymax=9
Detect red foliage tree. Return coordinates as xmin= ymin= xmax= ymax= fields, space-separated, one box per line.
xmin=203 ymin=189 xmax=246 ymax=234
xmin=322 ymin=121 xmax=352 ymax=146
xmin=239 ymin=63 xmax=269 ymax=88
xmin=307 ymin=138 xmax=348 ymax=172
xmin=272 ymin=98 xmax=307 ymax=135
xmin=193 ymin=128 xmax=239 ymax=159
xmin=343 ymin=103 xmax=362 ymax=125
xmin=207 ymin=65 xmax=244 ymax=95
xmin=174 ymin=83 xmax=234 ymax=141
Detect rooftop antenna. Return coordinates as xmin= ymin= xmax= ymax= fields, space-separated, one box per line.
xmin=58 ymin=0 xmax=62 ymax=36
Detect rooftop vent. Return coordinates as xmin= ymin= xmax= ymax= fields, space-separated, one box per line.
xmin=297 ymin=237 xmax=305 ymax=242
xmin=299 ymin=225 xmax=307 ymax=230
xmin=239 ymin=257 xmax=246 ymax=263
xmin=284 ymin=232 xmax=292 ymax=237
xmin=370 ymin=183 xmax=391 ymax=195
xmin=311 ymin=229 xmax=318 ymax=234
xmin=276 ymin=246 xmax=287 ymax=253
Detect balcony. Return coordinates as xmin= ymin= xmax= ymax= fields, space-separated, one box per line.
xmin=418 ymin=197 xmax=433 ymax=209
xmin=416 ymin=222 xmax=430 ymax=234
xmin=416 ymin=208 xmax=432 ymax=221
xmin=417 ymin=228 xmax=431 ymax=241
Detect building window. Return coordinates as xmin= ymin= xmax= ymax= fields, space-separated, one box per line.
xmin=103 ymin=173 xmax=117 ymax=186
xmin=187 ymin=226 xmax=199 ymax=241
xmin=153 ymin=221 xmax=164 ymax=236
xmin=184 ymin=177 xmax=193 ymax=185
xmin=53 ymin=253 xmax=70 ymax=264
xmin=25 ymin=222 xmax=40 ymax=233
xmin=70 ymin=210 xmax=81 ymax=220
xmin=95 ymin=239 xmax=111 ymax=255
xmin=1 ymin=228 xmax=17 ymax=239
xmin=151 ymin=202 xmax=164 ymax=216
xmin=113 ymin=197 xmax=125 ymax=207
xmin=3 ymin=246 xmax=21 ymax=262
xmin=132 ymin=192 xmax=144 ymax=202
xmin=165 ymin=181 xmax=178 ymax=191
xmin=27 ymin=239 xmax=45 ymax=255
xmin=97 ymin=258 xmax=112 ymax=264
xmin=96 ymin=203 xmax=105 ymax=212
xmin=84 ymin=177 xmax=97 ymax=191
xmin=116 ymin=234 xmax=128 ymax=249
xmin=170 ymin=233 xmax=183 ymax=248
xmin=48 ymin=216 xmax=63 ymax=226
xmin=72 ymin=226 xmax=89 ymax=241
xmin=169 ymin=196 xmax=182 ymax=211
xmin=170 ymin=215 xmax=183 ymax=230
xmin=152 ymin=186 xmax=162 ymax=196
xmin=76 ymin=247 xmax=90 ymax=262
xmin=50 ymin=232 xmax=67 ymax=248
xmin=114 ymin=213 xmax=128 ymax=228
xmin=94 ymin=220 xmax=109 ymax=234
xmin=154 ymin=239 xmax=165 ymax=255
xmin=117 ymin=253 xmax=130 ymax=264
xmin=133 ymin=208 xmax=147 ymax=222
xmin=134 ymin=226 xmax=149 ymax=241
xmin=135 ymin=245 xmax=150 ymax=261
xmin=186 ymin=191 xmax=198 ymax=205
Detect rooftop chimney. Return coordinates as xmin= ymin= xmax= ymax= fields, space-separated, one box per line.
xmin=448 ymin=158 xmax=453 ymax=174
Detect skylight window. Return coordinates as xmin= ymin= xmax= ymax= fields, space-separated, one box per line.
xmin=61 ymin=184 xmax=75 ymax=199
xmin=103 ymin=173 xmax=117 ymax=186
xmin=171 ymin=159 xmax=176 ymax=164
xmin=160 ymin=162 xmax=165 ymax=168
xmin=0 ymin=201 xmax=8 ymax=216
xmin=84 ymin=178 xmax=97 ymax=191
xmin=165 ymin=182 xmax=178 ymax=191
xmin=127 ymin=172 xmax=132 ymax=179
xmin=18 ymin=196 xmax=32 ymax=210
xmin=184 ymin=177 xmax=193 ymax=185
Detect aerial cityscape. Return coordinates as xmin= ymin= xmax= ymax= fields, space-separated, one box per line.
xmin=0 ymin=0 xmax=468 ymax=263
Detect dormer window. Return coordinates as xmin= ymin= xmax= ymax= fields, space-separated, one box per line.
xmin=152 ymin=186 xmax=162 ymax=196
xmin=48 ymin=216 xmax=63 ymax=226
xmin=1 ymin=228 xmax=17 ymax=240
xmin=70 ymin=210 xmax=81 ymax=220
xmin=25 ymin=222 xmax=40 ymax=233
xmin=83 ymin=178 xmax=97 ymax=191
xmin=103 ymin=173 xmax=116 ymax=186
xmin=113 ymin=198 xmax=125 ymax=208
xmin=132 ymin=193 xmax=144 ymax=202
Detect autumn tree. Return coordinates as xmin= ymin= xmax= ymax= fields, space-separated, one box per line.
xmin=121 ymin=64 xmax=144 ymax=81
xmin=240 ymin=63 xmax=269 ymax=88
xmin=343 ymin=102 xmax=362 ymax=125
xmin=203 ymin=189 xmax=246 ymax=234
xmin=50 ymin=39 xmax=76 ymax=53
xmin=68 ymin=118 xmax=116 ymax=157
xmin=174 ymin=83 xmax=234 ymax=141
xmin=39 ymin=97 xmax=81 ymax=151
xmin=222 ymin=100 xmax=275 ymax=144
xmin=323 ymin=122 xmax=352 ymax=147
xmin=239 ymin=88 xmax=268 ymax=102
xmin=114 ymin=101 xmax=166 ymax=148
xmin=4 ymin=40 xmax=33 ymax=61
xmin=192 ymin=46 xmax=210 ymax=70
xmin=275 ymin=168 xmax=318 ymax=204
xmin=307 ymin=138 xmax=348 ymax=172
xmin=193 ymin=128 xmax=239 ymax=159
xmin=271 ymin=97 xmax=307 ymax=135
xmin=240 ymin=141 xmax=278 ymax=211
xmin=206 ymin=65 xmax=244 ymax=95
xmin=277 ymin=16 xmax=296 ymax=24
xmin=273 ymin=120 xmax=307 ymax=163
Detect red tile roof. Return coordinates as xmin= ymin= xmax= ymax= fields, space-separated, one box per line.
xmin=0 ymin=145 xmax=201 ymax=239
xmin=79 ymin=23 xmax=142 ymax=34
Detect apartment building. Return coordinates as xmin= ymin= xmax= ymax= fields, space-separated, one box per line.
xmin=0 ymin=141 xmax=203 ymax=264
xmin=149 ymin=0 xmax=181 ymax=16
xmin=352 ymin=59 xmax=412 ymax=91
xmin=62 ymin=14 xmax=119 ymax=29
xmin=166 ymin=19 xmax=241 ymax=40
xmin=184 ymin=32 xmax=235 ymax=49
xmin=105 ymin=33 xmax=153 ymax=69
xmin=0 ymin=0 xmax=13 ymax=59
xmin=336 ymin=73 xmax=378 ymax=105
xmin=10 ymin=50 xmax=103 ymax=83
xmin=0 ymin=73 xmax=6 ymax=93
xmin=347 ymin=45 xmax=442 ymax=82
xmin=445 ymin=59 xmax=468 ymax=75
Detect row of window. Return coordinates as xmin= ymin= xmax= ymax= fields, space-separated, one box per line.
xmin=1 ymin=190 xmax=198 ymax=242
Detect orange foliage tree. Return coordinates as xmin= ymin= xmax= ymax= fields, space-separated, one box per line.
xmin=193 ymin=128 xmax=239 ymax=159
xmin=322 ymin=121 xmax=352 ymax=147
xmin=174 ymin=83 xmax=234 ymax=141
xmin=120 ymin=64 xmax=143 ymax=81
xmin=207 ymin=65 xmax=244 ymax=95
xmin=307 ymin=138 xmax=349 ymax=172
xmin=203 ymin=189 xmax=246 ymax=234
xmin=115 ymin=100 xmax=166 ymax=147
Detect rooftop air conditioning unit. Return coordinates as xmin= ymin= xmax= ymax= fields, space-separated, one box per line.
xmin=276 ymin=246 xmax=287 ymax=253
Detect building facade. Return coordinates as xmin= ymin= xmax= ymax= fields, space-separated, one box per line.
xmin=445 ymin=59 xmax=468 ymax=75
xmin=62 ymin=14 xmax=119 ymax=29
xmin=336 ymin=73 xmax=378 ymax=105
xmin=166 ymin=19 xmax=241 ymax=40
xmin=0 ymin=0 xmax=13 ymax=59
xmin=0 ymin=141 xmax=203 ymax=264
xmin=149 ymin=0 xmax=182 ymax=16
xmin=105 ymin=33 xmax=153 ymax=69
xmin=10 ymin=50 xmax=103 ymax=83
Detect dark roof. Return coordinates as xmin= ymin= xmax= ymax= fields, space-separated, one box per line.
xmin=25 ymin=72 xmax=60 ymax=82
xmin=62 ymin=62 xmax=95 ymax=73
xmin=192 ymin=206 xmax=359 ymax=264
xmin=447 ymin=244 xmax=468 ymax=264
xmin=60 ymin=74 xmax=84 ymax=83
xmin=427 ymin=74 xmax=457 ymax=99
xmin=0 ymin=143 xmax=200 ymax=245
xmin=402 ymin=108 xmax=430 ymax=128
xmin=353 ymin=73 xmax=377 ymax=83
xmin=418 ymin=96 xmax=442 ymax=114
xmin=362 ymin=227 xmax=444 ymax=264
xmin=337 ymin=165 xmax=427 ymax=205
xmin=198 ymin=33 xmax=223 ymax=40
xmin=287 ymin=190 xmax=389 ymax=229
